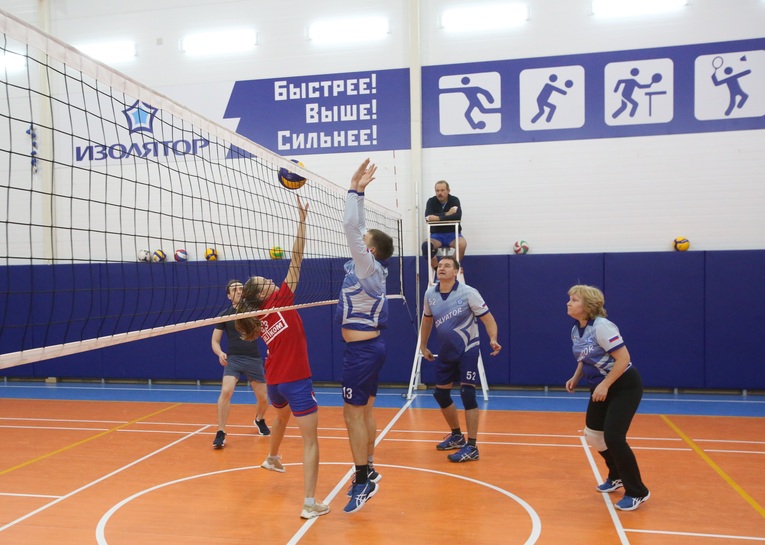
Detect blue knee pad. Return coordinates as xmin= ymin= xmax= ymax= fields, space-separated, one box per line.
xmin=422 ymin=241 xmax=437 ymax=258
xmin=460 ymin=385 xmax=478 ymax=410
xmin=433 ymin=387 xmax=453 ymax=409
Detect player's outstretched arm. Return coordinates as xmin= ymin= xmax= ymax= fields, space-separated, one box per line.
xmin=285 ymin=196 xmax=308 ymax=292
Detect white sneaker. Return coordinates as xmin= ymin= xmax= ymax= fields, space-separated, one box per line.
xmin=261 ymin=455 xmax=286 ymax=473
xmin=300 ymin=501 xmax=330 ymax=519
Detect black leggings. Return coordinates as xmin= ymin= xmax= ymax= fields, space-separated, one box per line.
xmin=586 ymin=366 xmax=649 ymax=497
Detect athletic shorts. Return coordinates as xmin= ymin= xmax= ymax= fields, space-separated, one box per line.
xmin=223 ymin=355 xmax=265 ymax=383
xmin=341 ymin=336 xmax=386 ymax=406
xmin=267 ymin=378 xmax=318 ymax=417
xmin=435 ymin=346 xmax=479 ymax=387
xmin=430 ymin=232 xmax=464 ymax=247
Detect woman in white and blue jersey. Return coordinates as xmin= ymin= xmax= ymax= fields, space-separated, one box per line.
xmin=336 ymin=159 xmax=394 ymax=514
xmin=420 ymin=256 xmax=501 ymax=463
xmin=566 ymin=284 xmax=650 ymax=511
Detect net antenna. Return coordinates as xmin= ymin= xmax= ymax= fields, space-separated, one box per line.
xmin=0 ymin=9 xmax=402 ymax=369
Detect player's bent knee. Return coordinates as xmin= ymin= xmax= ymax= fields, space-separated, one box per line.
xmin=460 ymin=385 xmax=478 ymax=410
xmin=433 ymin=387 xmax=453 ymax=409
xmin=422 ymin=240 xmax=438 ymax=258
xmin=584 ymin=426 xmax=607 ymax=451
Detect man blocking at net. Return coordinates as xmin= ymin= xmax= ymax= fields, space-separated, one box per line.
xmin=211 ymin=280 xmax=270 ymax=449
xmin=336 ymin=158 xmax=394 ymax=514
xmin=420 ymin=256 xmax=501 ymax=462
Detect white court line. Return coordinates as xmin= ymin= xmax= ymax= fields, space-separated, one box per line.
xmin=0 ymin=425 xmax=111 ymax=432
xmin=0 ymin=417 xmax=126 ymax=424
xmin=580 ymin=435 xmax=631 ymax=545
xmin=0 ymin=492 xmax=61 ymax=499
xmin=626 ymin=528 xmax=765 ymax=542
xmin=0 ymin=424 xmax=211 ymax=534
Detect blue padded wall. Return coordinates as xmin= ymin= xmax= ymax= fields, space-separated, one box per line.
xmin=604 ymin=252 xmax=705 ymax=389
xmin=507 ymin=253 xmax=605 ymax=387
xmin=3 ymin=251 xmax=765 ymax=390
xmin=705 ymin=250 xmax=765 ymax=389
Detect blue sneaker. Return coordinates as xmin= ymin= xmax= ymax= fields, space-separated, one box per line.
xmin=436 ymin=433 xmax=467 ymax=451
xmin=343 ymin=481 xmax=378 ymax=513
xmin=596 ymin=478 xmax=623 ymax=493
xmin=346 ymin=468 xmax=382 ymax=497
xmin=615 ymin=491 xmax=650 ymax=511
xmin=447 ymin=443 xmax=479 ymax=462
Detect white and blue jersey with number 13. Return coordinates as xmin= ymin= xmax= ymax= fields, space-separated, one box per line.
xmin=335 ymin=191 xmax=388 ymax=331
xmin=423 ymin=281 xmax=488 ymax=361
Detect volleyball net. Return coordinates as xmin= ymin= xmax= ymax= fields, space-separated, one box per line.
xmin=0 ymin=9 xmax=403 ymax=369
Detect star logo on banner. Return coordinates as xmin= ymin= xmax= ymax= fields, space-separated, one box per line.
xmin=123 ymin=100 xmax=158 ymax=133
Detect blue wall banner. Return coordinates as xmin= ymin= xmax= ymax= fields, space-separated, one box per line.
xmin=422 ymin=38 xmax=765 ymax=148
xmin=224 ymin=68 xmax=411 ymax=155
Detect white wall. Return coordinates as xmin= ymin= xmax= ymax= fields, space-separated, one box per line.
xmin=4 ymin=0 xmax=765 ymax=255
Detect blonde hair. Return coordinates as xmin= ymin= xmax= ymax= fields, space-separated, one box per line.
xmin=568 ymin=284 xmax=607 ymax=320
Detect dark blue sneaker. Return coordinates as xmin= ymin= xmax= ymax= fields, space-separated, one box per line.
xmin=436 ymin=433 xmax=466 ymax=451
xmin=368 ymin=466 xmax=382 ymax=483
xmin=255 ymin=418 xmax=270 ymax=436
xmin=212 ymin=430 xmax=226 ymax=449
xmin=343 ymin=481 xmax=378 ymax=513
xmin=447 ymin=443 xmax=479 ymax=462
xmin=615 ymin=491 xmax=650 ymax=511
xmin=346 ymin=468 xmax=382 ymax=497
xmin=596 ymin=478 xmax=623 ymax=493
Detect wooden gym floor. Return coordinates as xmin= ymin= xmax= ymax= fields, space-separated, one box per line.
xmin=0 ymin=382 xmax=763 ymax=544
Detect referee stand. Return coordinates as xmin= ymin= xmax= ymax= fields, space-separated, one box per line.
xmin=406 ymin=220 xmax=489 ymax=401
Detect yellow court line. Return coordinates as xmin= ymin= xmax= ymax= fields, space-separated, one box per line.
xmin=0 ymin=403 xmax=183 ymax=477
xmin=661 ymin=414 xmax=765 ymax=519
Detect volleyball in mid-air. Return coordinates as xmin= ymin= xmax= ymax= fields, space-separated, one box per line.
xmin=278 ymin=159 xmax=307 ymax=190
xmin=137 ymin=249 xmax=151 ymax=262
xmin=152 ymin=249 xmax=166 ymax=262
xmin=174 ymin=249 xmax=188 ymax=262
xmin=673 ymin=237 xmax=690 ymax=251
xmin=269 ymin=246 xmax=284 ymax=259
xmin=513 ymin=240 xmax=529 ymax=254
xmin=205 ymin=247 xmax=218 ymax=261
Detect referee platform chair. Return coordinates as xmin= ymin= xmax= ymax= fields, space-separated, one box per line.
xmin=422 ymin=220 xmax=465 ymax=285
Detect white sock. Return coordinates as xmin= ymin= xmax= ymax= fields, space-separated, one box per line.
xmin=304 ymin=497 xmax=315 ymax=506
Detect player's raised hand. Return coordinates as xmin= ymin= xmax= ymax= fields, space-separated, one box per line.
xmin=358 ymin=161 xmax=377 ymax=192
xmin=297 ymin=195 xmax=309 ymax=222
xmin=350 ymin=158 xmax=370 ymax=190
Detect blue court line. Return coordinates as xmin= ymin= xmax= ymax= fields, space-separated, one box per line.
xmin=1 ymin=381 xmax=763 ymax=417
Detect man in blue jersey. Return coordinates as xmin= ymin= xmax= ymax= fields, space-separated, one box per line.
xmin=419 ymin=256 xmax=501 ymax=462
xmin=336 ymin=158 xmax=394 ymax=514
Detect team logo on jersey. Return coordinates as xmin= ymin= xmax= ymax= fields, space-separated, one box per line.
xmin=261 ymin=312 xmax=288 ymax=343
xmin=457 ymin=298 xmax=464 ymax=305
